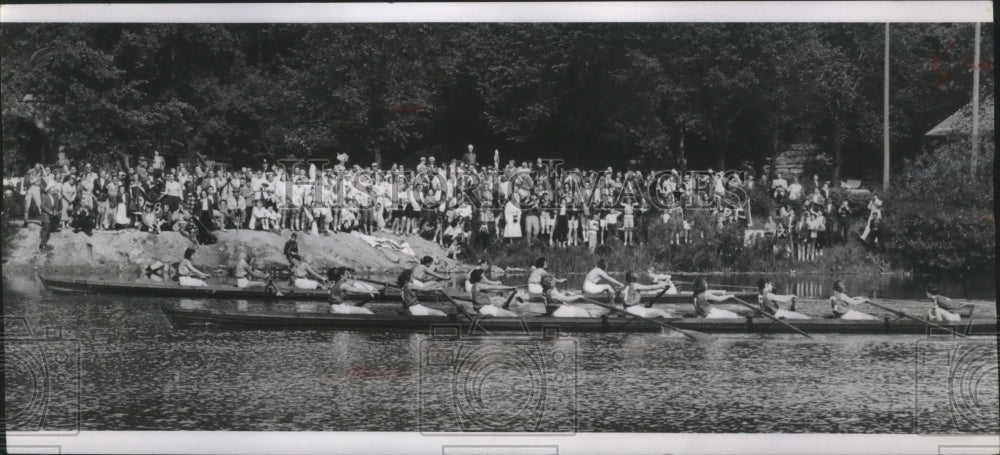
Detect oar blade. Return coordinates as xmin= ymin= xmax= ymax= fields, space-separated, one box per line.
xmin=581 ymin=297 xmax=715 ymax=343
xmin=680 ymin=328 xmax=717 ymax=343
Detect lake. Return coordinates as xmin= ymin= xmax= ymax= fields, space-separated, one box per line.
xmin=3 ymin=272 xmax=997 ymax=433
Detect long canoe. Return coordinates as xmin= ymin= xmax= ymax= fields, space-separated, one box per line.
xmin=39 ymin=275 xmax=756 ymax=305
xmin=39 ymin=274 xmax=450 ymax=302
xmin=161 ymin=305 xmax=998 ymax=335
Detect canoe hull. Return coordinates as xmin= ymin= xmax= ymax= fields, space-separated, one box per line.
xmin=161 ymin=305 xmax=998 ymax=335
xmin=162 ymin=306 xmax=662 ymax=333
xmin=39 ymin=275 xmax=754 ymax=305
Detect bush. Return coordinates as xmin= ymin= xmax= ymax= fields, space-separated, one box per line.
xmin=883 ymin=141 xmax=995 ymax=273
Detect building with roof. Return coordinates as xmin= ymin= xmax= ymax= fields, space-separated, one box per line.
xmin=924 ymin=96 xmax=995 ymax=156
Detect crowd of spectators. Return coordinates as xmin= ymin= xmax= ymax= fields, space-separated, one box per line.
xmin=2 ymin=145 xmax=885 ymax=260
xmin=761 ymin=173 xmax=886 ymax=261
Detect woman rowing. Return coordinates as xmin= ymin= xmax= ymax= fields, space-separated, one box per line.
xmin=757 ymin=279 xmax=810 ymax=319
xmin=234 ymin=251 xmax=270 ymax=289
xmin=829 ymin=280 xmax=878 ymax=320
xmin=926 ymin=285 xmax=968 ymax=322
xmin=541 ymin=275 xmax=607 ymax=317
xmin=465 ymin=259 xmax=504 ymax=293
xmin=621 ymin=272 xmax=676 ymax=319
xmin=692 ymin=277 xmax=741 ymax=318
xmin=582 ymin=259 xmax=624 ymax=300
xmin=646 ymin=268 xmax=679 ymax=294
xmin=527 ymin=257 xmax=565 ymax=295
xmin=289 ymin=256 xmax=327 ymax=289
xmin=397 ymin=269 xmax=447 ymax=316
xmin=327 ymin=267 xmax=375 ymax=315
xmin=412 ymin=255 xmax=449 ymax=291
xmin=469 ymin=269 xmax=518 ymax=317
xmin=178 ymin=247 xmax=212 ymax=287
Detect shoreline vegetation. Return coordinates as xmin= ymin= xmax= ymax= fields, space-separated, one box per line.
xmin=466 ymin=236 xmax=894 ymax=277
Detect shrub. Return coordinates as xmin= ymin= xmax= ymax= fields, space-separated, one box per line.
xmin=882 ymin=140 xmax=995 ymax=273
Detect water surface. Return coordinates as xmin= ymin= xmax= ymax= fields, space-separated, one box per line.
xmin=4 ymin=273 xmax=997 ymax=433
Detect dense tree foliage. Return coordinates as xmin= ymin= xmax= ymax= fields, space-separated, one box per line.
xmin=2 ymin=23 xmax=993 ymax=176
xmin=883 ymin=140 xmax=995 ymax=272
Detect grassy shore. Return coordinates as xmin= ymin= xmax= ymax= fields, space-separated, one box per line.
xmin=464 ymin=224 xmax=894 ymax=276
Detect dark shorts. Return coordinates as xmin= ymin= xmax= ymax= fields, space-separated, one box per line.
xmin=165 ymin=195 xmax=182 ymax=212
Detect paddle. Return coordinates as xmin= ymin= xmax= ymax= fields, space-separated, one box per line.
xmin=672 ymin=279 xmax=755 ymax=291
xmin=867 ymin=290 xmax=967 ymax=338
xmin=729 ymin=296 xmax=813 ymax=339
xmin=358 ymin=277 xmax=479 ymax=304
xmin=579 ymin=297 xmax=716 ymax=343
xmin=643 ymin=285 xmax=672 ymax=309
xmin=501 ymin=289 xmax=520 ymax=309
xmin=437 ymin=289 xmax=479 ymax=320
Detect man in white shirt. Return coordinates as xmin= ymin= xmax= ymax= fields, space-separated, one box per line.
xmin=771 ymin=173 xmax=788 ymax=200
xmin=787 ymin=176 xmax=803 ymax=202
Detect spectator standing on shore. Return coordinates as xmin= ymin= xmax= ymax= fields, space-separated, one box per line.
xmin=502 ymin=195 xmax=522 ymax=243
xmin=24 ymin=165 xmax=43 ymax=223
xmin=587 ymin=213 xmax=600 ymax=252
xmin=463 ymin=144 xmax=476 ymax=167
xmin=787 ymin=176 xmax=803 ymax=202
xmin=93 ymin=171 xmax=111 ymax=230
xmin=163 ymin=174 xmax=183 ymax=212
xmin=60 ymin=175 xmax=76 ymax=229
xmin=38 ymin=185 xmax=61 ymax=251
xmin=771 ymin=173 xmax=787 ymax=201
xmin=152 ymin=150 xmax=165 ymax=178
xmin=860 ymin=193 xmax=883 ymax=242
xmin=836 ymin=200 xmax=852 ymax=243
xmin=524 ymin=202 xmax=540 ymax=246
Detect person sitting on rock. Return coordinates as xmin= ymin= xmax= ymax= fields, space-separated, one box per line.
xmin=283 ymin=233 xmax=300 ymax=264
xmin=70 ymin=204 xmax=95 ymax=236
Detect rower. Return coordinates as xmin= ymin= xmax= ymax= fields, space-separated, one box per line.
xmin=465 ymin=259 xmax=503 ymax=293
xmin=582 ymin=259 xmax=624 ymax=300
xmin=541 ymin=275 xmax=601 ymax=318
xmin=829 ymin=280 xmax=878 ymax=320
xmin=234 ymin=252 xmax=270 ymax=289
xmin=327 ymin=267 xmax=375 ymax=315
xmin=469 ymin=269 xmax=518 ymax=317
xmin=646 ymin=268 xmax=679 ymax=294
xmin=144 ymin=260 xmax=168 ymax=282
xmin=397 ymin=269 xmax=447 ymax=316
xmin=926 ymin=285 xmax=968 ymax=322
xmin=692 ymin=278 xmax=741 ymax=318
xmin=412 ymin=256 xmax=449 ymax=291
xmin=622 ymin=272 xmax=676 ymax=319
xmin=757 ymin=279 xmax=810 ymax=319
xmin=527 ymin=257 xmax=565 ymax=295
xmin=289 ymin=256 xmax=326 ymax=289
xmin=178 ymin=247 xmax=212 ymax=287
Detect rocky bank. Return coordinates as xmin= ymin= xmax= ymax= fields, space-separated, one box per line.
xmin=3 ymin=223 xmax=469 ymax=277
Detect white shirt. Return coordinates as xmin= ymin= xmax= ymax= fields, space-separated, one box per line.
xmin=165 ymin=181 xmax=183 ymax=198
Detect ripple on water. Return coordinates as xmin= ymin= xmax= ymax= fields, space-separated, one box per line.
xmin=3 ymin=283 xmax=997 ymax=433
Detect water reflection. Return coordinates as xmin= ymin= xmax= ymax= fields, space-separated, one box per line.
xmin=3 ymin=274 xmax=998 ymax=433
